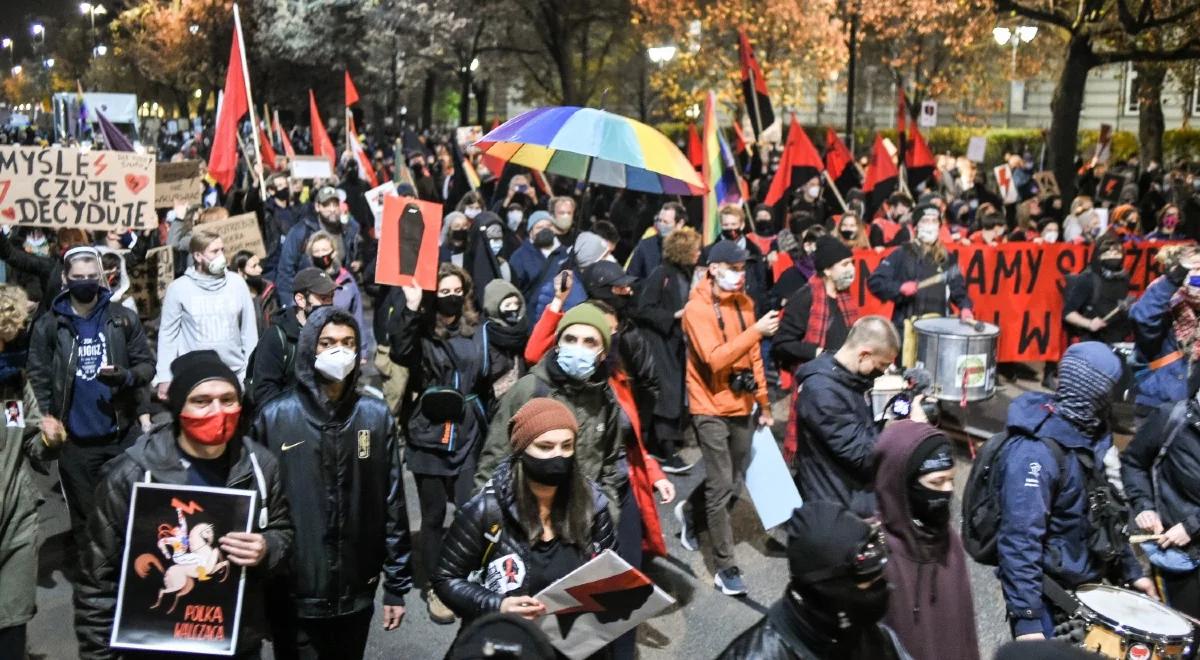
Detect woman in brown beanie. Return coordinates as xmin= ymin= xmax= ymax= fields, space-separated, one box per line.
xmin=432 ymin=397 xmax=615 ymax=631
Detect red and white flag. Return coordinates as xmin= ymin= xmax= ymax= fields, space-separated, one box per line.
xmin=273 ymin=110 xmax=295 ymax=159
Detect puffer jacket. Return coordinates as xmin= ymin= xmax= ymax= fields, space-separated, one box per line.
xmin=475 ymin=357 xmax=628 ymax=518
xmin=1122 ymin=399 xmax=1200 ymax=555
xmin=27 ymin=290 xmax=155 ymax=433
xmin=253 ymin=307 xmax=413 ymax=617
xmin=1129 ymin=274 xmax=1188 ymax=408
xmin=718 ymin=594 xmax=911 ymax=660
xmin=432 ymin=459 xmax=615 ymax=624
xmin=74 ymin=426 xmax=293 ymax=659
xmin=792 ymin=352 xmax=880 ymax=517
xmin=0 ymin=375 xmax=55 ymax=630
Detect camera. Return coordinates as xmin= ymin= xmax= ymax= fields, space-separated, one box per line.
xmin=729 ymin=370 xmax=757 ymax=395
xmin=884 ymin=367 xmax=940 ymax=425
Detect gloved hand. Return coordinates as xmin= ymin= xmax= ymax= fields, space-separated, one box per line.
xmin=1167 ymin=263 xmax=1189 ymax=287
xmin=96 ymin=365 xmax=129 ymax=387
xmin=899 ymin=281 xmax=919 ymax=297
xmin=960 ymin=308 xmax=975 ymax=322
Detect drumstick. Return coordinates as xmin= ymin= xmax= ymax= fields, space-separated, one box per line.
xmin=1129 ymin=534 xmax=1163 ymax=543
xmin=916 ymin=273 xmax=946 ymax=291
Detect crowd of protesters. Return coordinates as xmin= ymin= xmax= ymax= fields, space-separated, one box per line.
xmin=3 ymin=111 xmax=1200 ymax=660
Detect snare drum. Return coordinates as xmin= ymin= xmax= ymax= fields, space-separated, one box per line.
xmin=1074 ymin=584 xmax=1193 ymax=659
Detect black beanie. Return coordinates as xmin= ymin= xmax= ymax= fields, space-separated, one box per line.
xmin=785 ymin=501 xmax=872 ymax=586
xmin=166 ymin=350 xmax=242 ymax=418
xmin=813 ymin=235 xmax=853 ymax=273
xmin=906 ymin=435 xmax=954 ymax=481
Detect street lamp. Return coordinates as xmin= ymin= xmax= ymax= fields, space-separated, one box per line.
xmin=31 ymin=24 xmax=45 ymax=46
xmin=44 ymin=58 xmax=54 ymax=68
xmin=11 ymin=65 xmax=22 ymax=76
xmin=1 ymin=38 xmax=11 ymax=68
xmin=94 ymin=44 xmax=107 ymax=57
xmin=189 ymin=24 xmax=199 ymax=35
xmin=993 ymin=24 xmax=1037 ymax=127
xmin=469 ymin=57 xmax=479 ymax=72
xmin=647 ymin=45 xmax=677 ymax=65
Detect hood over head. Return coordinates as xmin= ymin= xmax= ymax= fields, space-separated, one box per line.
xmin=295 ymin=305 xmax=362 ymax=417
xmin=483 ymin=279 xmax=523 ymax=319
xmin=874 ymin=420 xmax=950 ymax=559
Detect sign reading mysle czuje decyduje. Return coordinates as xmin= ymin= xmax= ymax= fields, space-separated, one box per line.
xmin=0 ymin=145 xmax=157 ymax=231
xmin=111 ymin=483 xmax=255 ymax=655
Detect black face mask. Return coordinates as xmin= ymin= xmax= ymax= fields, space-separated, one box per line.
xmin=450 ymin=229 xmax=469 ymax=245
xmin=721 ymin=229 xmax=741 ymax=242
xmin=840 ymin=229 xmax=856 ymax=241
xmin=1100 ymin=257 xmax=1124 ymax=272
xmin=908 ymin=483 xmax=953 ymax=528
xmin=320 ymin=216 xmax=343 ymax=233
xmin=313 ymin=254 xmax=335 ymax=270
xmin=520 ymin=453 xmax=573 ymax=487
xmin=67 ymin=279 xmax=100 ymax=304
xmin=273 ymin=189 xmax=291 ymax=202
xmin=499 ymin=309 xmax=522 ymax=325
xmin=437 ymin=294 xmax=465 ymax=317
xmin=805 ymin=576 xmax=891 ymax=626
xmin=754 ymin=221 xmax=774 ymax=236
xmin=245 ymin=274 xmax=265 ymax=290
xmin=532 ymin=228 xmax=556 ymax=249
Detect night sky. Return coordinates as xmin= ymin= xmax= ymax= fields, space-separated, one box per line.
xmin=3 ymin=1 xmax=74 ymax=59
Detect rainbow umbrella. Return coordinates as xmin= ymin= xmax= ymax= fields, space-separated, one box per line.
xmin=474 ymin=106 xmax=706 ymax=196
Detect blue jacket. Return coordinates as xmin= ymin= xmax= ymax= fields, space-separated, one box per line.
xmin=509 ymin=240 xmax=567 ymax=305
xmin=53 ymin=291 xmax=118 ymax=441
xmin=1130 ymin=275 xmax=1188 ymax=408
xmin=997 ymin=392 xmax=1142 ymax=637
xmin=531 ymin=274 xmax=587 ymax=324
xmin=276 ymin=215 xmax=361 ymax=305
xmin=626 ymin=235 xmax=663 ymax=280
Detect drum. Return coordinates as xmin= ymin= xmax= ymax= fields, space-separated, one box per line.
xmin=1074 ymin=584 xmax=1193 ymax=659
xmin=870 ymin=374 xmax=907 ymax=421
xmin=912 ymin=318 xmax=1000 ymax=403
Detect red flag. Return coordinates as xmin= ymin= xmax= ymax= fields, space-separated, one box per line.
xmin=258 ymin=125 xmax=277 ymax=171
xmin=737 ymin=30 xmax=775 ymax=139
xmin=345 ymin=71 xmax=360 ymax=107
xmin=686 ymin=122 xmax=703 ymax=170
xmin=905 ymin=124 xmax=935 ymax=171
xmin=824 ymin=127 xmax=853 ymax=182
xmin=207 ymin=14 xmax=250 ymax=192
xmin=309 ymin=89 xmax=337 ymax=169
xmin=732 ymin=121 xmax=747 ymax=155
xmin=274 ymin=111 xmax=295 ymax=158
xmin=764 ymin=114 xmax=823 ymax=207
xmin=863 ymin=134 xmax=899 ymax=202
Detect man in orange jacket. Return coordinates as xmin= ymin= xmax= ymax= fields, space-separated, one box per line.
xmin=676 ymin=240 xmax=779 ymax=597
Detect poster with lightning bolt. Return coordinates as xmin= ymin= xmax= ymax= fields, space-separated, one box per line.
xmin=993 ymin=164 xmax=1019 ymax=205
xmin=534 ymin=550 xmax=674 ymax=659
xmin=0 ymin=144 xmax=157 ymax=231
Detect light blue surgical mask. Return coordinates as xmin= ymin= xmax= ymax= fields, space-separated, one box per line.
xmin=556 ymin=343 xmax=598 ymax=381
xmin=489 ymin=238 xmax=504 ymax=255
xmin=1188 ymin=275 xmax=1200 ymax=288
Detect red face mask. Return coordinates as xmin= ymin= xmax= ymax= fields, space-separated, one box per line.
xmin=180 ymin=407 xmax=242 ymax=446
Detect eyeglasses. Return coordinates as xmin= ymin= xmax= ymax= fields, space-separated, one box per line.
xmin=795 ymin=521 xmax=889 ymax=583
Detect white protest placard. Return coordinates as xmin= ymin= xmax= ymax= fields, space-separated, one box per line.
xmin=289 ymin=156 xmax=333 ymax=181
xmin=535 ymin=550 xmax=674 ymax=660
xmin=364 ymin=180 xmax=397 ymax=236
xmin=154 ymin=160 xmax=203 ymax=209
xmin=994 ymin=164 xmax=1019 ymax=204
xmin=966 ymin=136 xmax=987 ymax=163
xmin=919 ymin=100 xmax=938 ymax=128
xmin=745 ymin=427 xmax=804 ymax=529
xmin=455 ymin=126 xmax=482 ymax=152
xmin=0 ymin=145 xmax=156 ymax=231
xmin=198 ymin=212 xmax=266 ymax=258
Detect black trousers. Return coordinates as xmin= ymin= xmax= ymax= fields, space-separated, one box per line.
xmin=271 ymin=607 xmax=373 ymax=660
xmin=415 ymin=473 xmax=457 ymax=583
xmin=1162 ymin=569 xmax=1200 ymax=620
xmin=650 ymin=415 xmax=683 ymax=458
xmin=59 ymin=435 xmax=129 ymax=551
xmin=0 ymin=625 xmax=25 ymax=660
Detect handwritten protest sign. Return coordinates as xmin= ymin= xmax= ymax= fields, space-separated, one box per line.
xmin=0 ymin=145 xmax=156 ymax=231
xmin=290 ymin=156 xmax=332 ymax=180
xmin=128 ymin=246 xmax=174 ymax=321
xmin=376 ymin=196 xmax=442 ymax=290
xmin=535 ymin=550 xmax=674 ymax=660
xmin=198 ymin=213 xmax=266 ymax=258
xmin=155 ymin=160 xmax=203 ymax=209
xmin=111 ymin=483 xmax=254 ymax=655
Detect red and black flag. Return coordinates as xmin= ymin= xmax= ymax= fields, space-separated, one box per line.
xmin=764 ymin=114 xmax=823 ymax=207
xmin=737 ymin=30 xmax=775 ymax=140
xmin=905 ymin=124 xmax=937 ymax=192
xmin=825 ymin=127 xmax=861 ymax=196
xmin=895 ymin=87 xmax=909 ymax=181
xmin=863 ymin=133 xmax=899 ymax=210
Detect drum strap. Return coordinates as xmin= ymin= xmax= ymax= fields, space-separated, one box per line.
xmin=1042 ymin=575 xmax=1081 ymax=617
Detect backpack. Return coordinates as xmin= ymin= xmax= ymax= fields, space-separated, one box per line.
xmin=962 ymin=431 xmax=1066 ymax=566
xmin=243 ymin=325 xmax=295 ymax=411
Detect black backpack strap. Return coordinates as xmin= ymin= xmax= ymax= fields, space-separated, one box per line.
xmin=478 ymin=483 xmax=503 ymax=570
xmin=278 ymin=324 xmax=295 ymax=375
xmin=1038 ymin=436 xmax=1070 ymax=496
xmin=1151 ymin=401 xmax=1192 ymax=504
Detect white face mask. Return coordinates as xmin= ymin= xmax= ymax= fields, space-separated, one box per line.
xmin=314 ymin=345 xmax=357 ymax=382
xmin=205 ymin=253 xmax=227 ymax=277
xmin=507 ymin=211 xmax=523 ymax=231
xmin=916 ymin=225 xmax=939 ymax=244
xmin=806 ymin=185 xmax=820 ymax=199
xmin=465 ymin=207 xmax=482 ymax=219
xmin=489 ymin=238 xmax=504 ymax=255
xmin=716 ymin=268 xmax=744 ymax=292
xmin=1043 ymin=231 xmax=1059 ymax=244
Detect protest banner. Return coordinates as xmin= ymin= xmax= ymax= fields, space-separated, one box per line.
xmin=376 ymin=196 xmax=441 ymax=290
xmin=0 ymin=145 xmax=156 ymax=231
xmin=993 ymin=164 xmax=1018 ymax=204
xmin=535 ymin=550 xmax=674 ymax=660
xmin=364 ymin=180 xmax=396 ymax=236
xmin=289 ymin=155 xmax=333 ymax=180
xmin=966 ymin=136 xmax=987 ymax=163
xmin=127 ymin=246 xmax=175 ymax=321
xmin=155 ymin=160 xmax=203 ymax=209
xmin=111 ymin=483 xmax=255 ymax=656
xmin=197 ymin=213 xmax=266 ymax=258
xmin=745 ymin=426 xmax=803 ymax=529
xmin=1033 ymin=171 xmax=1060 ymax=198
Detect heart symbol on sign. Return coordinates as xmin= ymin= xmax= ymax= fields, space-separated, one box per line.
xmin=0 ymin=208 xmax=13 ymax=220
xmin=124 ymin=174 xmax=149 ymax=195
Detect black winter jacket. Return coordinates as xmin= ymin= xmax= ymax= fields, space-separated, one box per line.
xmin=792 ymin=352 xmax=881 ymax=518
xmin=432 ymin=460 xmax=615 ymax=624
xmin=1122 ymin=399 xmax=1200 ymax=553
xmin=719 ymin=595 xmax=910 ymax=660
xmin=248 ymin=305 xmax=302 ymax=408
xmin=866 ymin=243 xmax=971 ymax=327
xmin=75 ymin=427 xmax=293 ymax=660
xmin=27 ymin=292 xmax=154 ymax=434
xmin=253 ymin=307 xmax=413 ymax=617
xmin=632 ymin=262 xmax=691 ymax=420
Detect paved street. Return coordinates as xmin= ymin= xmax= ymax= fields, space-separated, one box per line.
xmin=26 ymin=378 xmax=1045 ymax=659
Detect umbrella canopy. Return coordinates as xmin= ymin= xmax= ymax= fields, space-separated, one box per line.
xmin=474 ymin=106 xmax=706 ymax=196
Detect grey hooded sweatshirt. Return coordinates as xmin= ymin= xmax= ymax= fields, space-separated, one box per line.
xmin=154 ymin=267 xmax=259 ymax=384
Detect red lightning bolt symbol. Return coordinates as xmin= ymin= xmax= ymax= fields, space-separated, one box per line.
xmin=94 ymin=153 xmax=107 ymax=176
xmin=170 ymin=498 xmax=205 ymax=515
xmin=557 ymin=569 xmax=651 ymax=614
xmin=0 ymin=180 xmax=9 ymax=205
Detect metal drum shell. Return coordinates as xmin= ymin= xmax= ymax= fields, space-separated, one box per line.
xmin=913 ymin=318 xmax=1000 ymax=403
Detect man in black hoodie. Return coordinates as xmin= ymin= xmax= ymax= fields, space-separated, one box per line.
xmin=254 ymin=307 xmax=412 ymax=659
xmin=249 ymin=267 xmax=337 ymax=407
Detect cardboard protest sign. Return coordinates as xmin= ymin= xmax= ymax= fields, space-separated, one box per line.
xmin=0 ymin=145 xmax=156 ymax=231
xmin=111 ymin=483 xmax=255 ymax=656
xmin=376 ymin=196 xmax=441 ymax=290
xmin=198 ymin=213 xmax=266 ymax=258
xmin=966 ymin=136 xmax=987 ymax=163
xmin=1097 ymin=172 xmax=1124 ymax=204
xmin=1033 ymin=171 xmax=1059 ymax=198
xmin=993 ymin=164 xmax=1019 ymax=204
xmin=128 ymin=246 xmax=174 ymax=321
xmin=289 ymin=156 xmax=333 ymax=180
xmin=364 ymin=180 xmax=397 ymax=236
xmin=535 ymin=550 xmax=674 ymax=660
xmin=745 ymin=426 xmax=803 ymax=529
xmin=155 ymin=160 xmax=203 ymax=209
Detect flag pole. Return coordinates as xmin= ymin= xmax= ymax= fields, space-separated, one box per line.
xmin=234 ymin=3 xmax=267 ymax=201
xmin=748 ymin=67 xmax=765 ymax=146
xmin=823 ymin=170 xmax=849 ymax=213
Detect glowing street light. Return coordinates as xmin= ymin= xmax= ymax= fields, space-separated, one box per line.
xmin=993 ymin=24 xmax=1039 ymax=127
xmin=189 ymin=24 xmax=200 ymax=35
xmin=11 ymin=65 xmax=22 ymax=76
xmin=647 ymin=45 xmax=677 ymax=65
xmin=44 ymin=58 xmax=54 ymax=68
xmin=469 ymin=57 xmax=479 ymax=72
xmin=94 ymin=44 xmax=107 ymax=57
